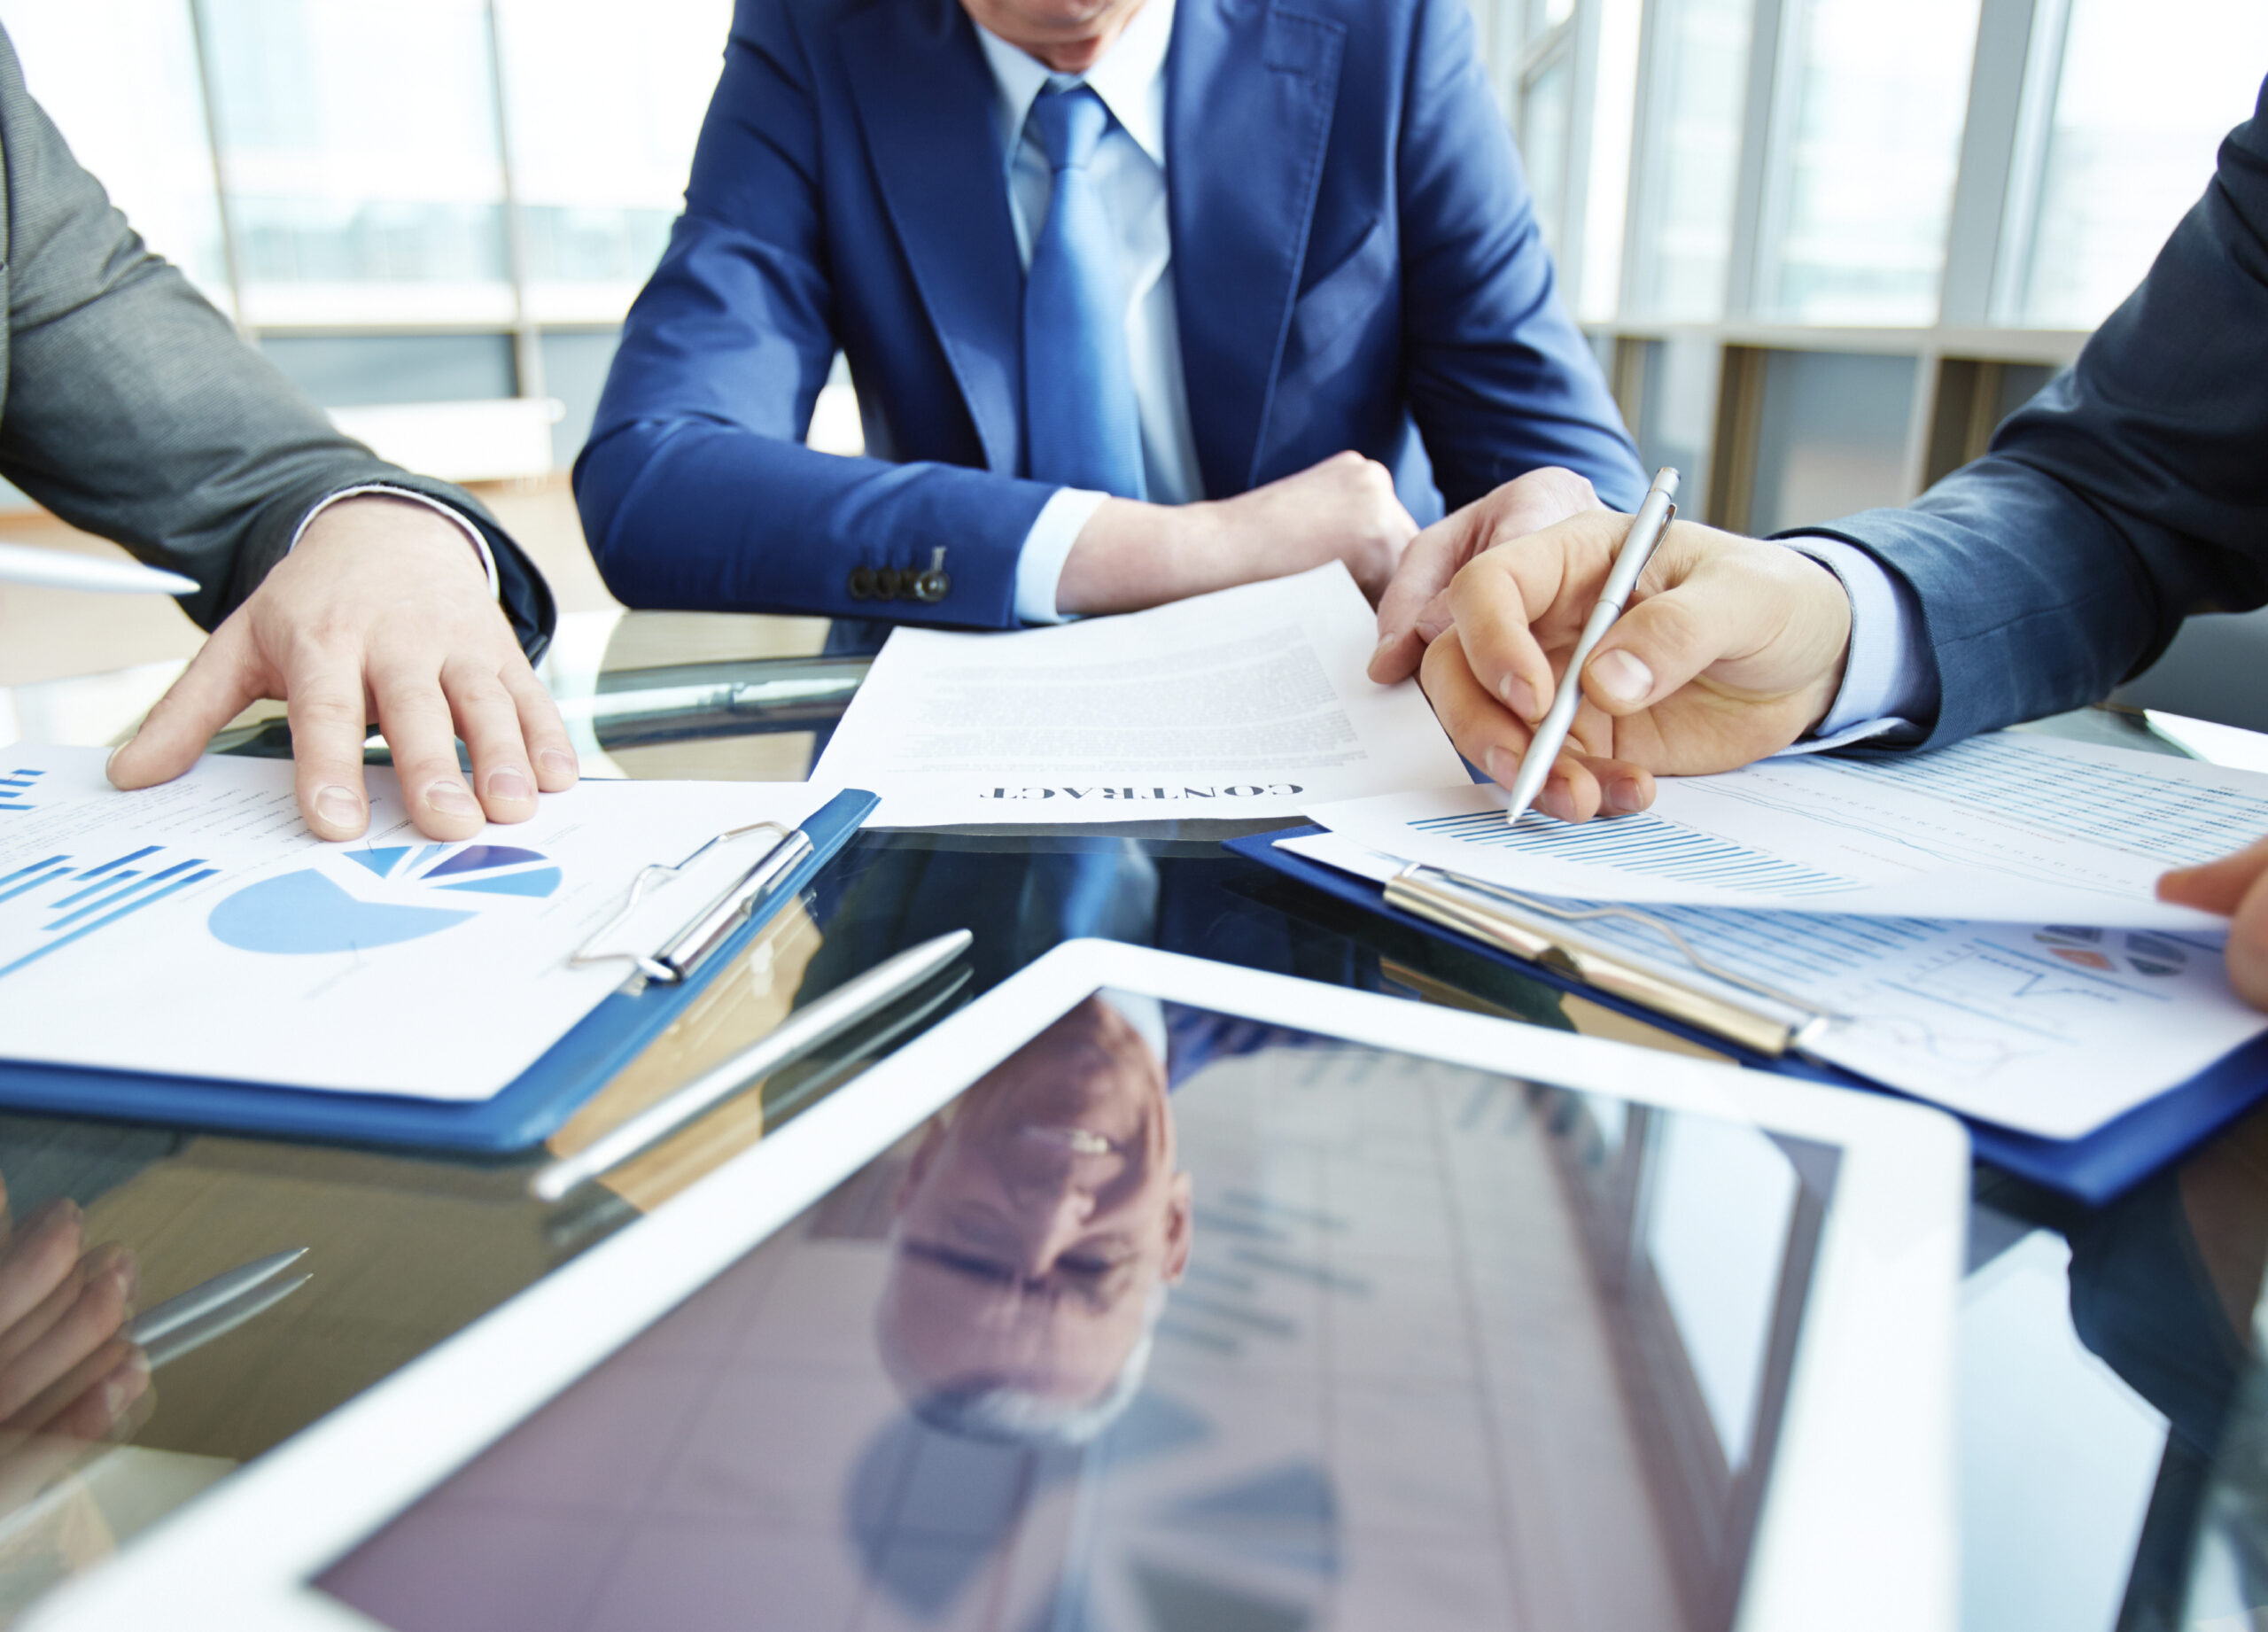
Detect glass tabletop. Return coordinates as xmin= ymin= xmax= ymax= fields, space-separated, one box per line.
xmin=0 ymin=610 xmax=2258 ymax=1631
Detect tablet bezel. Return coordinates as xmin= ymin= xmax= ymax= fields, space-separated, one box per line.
xmin=25 ymin=940 xmax=1968 ymax=1632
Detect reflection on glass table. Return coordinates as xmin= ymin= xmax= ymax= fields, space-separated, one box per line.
xmin=0 ymin=618 xmax=2265 ymax=1630
xmin=323 ymin=995 xmax=1832 ymax=1632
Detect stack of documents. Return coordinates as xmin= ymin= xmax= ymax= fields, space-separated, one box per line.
xmin=1294 ymin=732 xmax=2268 ymax=1143
xmin=0 ymin=744 xmax=843 ymax=1103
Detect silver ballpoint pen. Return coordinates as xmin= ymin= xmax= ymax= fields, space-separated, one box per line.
xmin=1504 ymin=466 xmax=1681 ymax=824
xmin=529 ymin=927 xmax=975 ymax=1203
xmin=0 ymin=540 xmax=198 ymax=596
xmin=128 ymin=1247 xmax=308 ymax=1348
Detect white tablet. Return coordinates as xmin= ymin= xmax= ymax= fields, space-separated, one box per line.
xmin=27 ymin=942 xmax=1967 ymax=1632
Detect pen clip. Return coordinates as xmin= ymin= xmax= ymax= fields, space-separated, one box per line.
xmin=569 ymin=820 xmax=809 ymax=991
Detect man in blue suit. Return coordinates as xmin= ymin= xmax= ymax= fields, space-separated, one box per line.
xmin=575 ymin=0 xmax=1643 ymax=633
xmin=1370 ymin=75 xmax=2268 ymax=1003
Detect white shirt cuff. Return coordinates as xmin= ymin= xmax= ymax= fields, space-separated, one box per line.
xmin=289 ymin=484 xmax=501 ymax=600
xmin=1014 ymin=487 xmax=1110 ymax=625
xmin=1772 ymin=535 xmax=1930 ymax=754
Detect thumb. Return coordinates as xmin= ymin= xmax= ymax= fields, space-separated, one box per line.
xmin=108 ymin=624 xmax=267 ymax=792
xmin=1574 ymin=565 xmax=1771 ymax=716
xmin=2160 ymin=833 xmax=2268 ymax=917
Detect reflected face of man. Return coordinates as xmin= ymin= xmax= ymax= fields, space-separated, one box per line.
xmin=958 ymin=0 xmax=1151 ymax=73
xmin=882 ymin=995 xmax=1192 ymax=1411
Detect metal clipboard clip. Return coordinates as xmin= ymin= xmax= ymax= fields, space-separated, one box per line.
xmin=568 ymin=820 xmax=816 ymax=992
xmin=1383 ymin=864 xmax=1837 ymax=1058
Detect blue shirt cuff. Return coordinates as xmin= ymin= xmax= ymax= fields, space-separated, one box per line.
xmin=1775 ymin=535 xmax=1938 ymax=751
xmin=1014 ymin=487 xmax=1110 ymax=625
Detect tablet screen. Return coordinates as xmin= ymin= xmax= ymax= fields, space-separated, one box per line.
xmin=321 ymin=990 xmax=1838 ymax=1632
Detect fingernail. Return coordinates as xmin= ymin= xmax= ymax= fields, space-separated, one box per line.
xmin=424 ymin=781 xmax=478 ymax=818
xmin=1372 ymin=633 xmax=1398 ymax=657
xmin=1483 ymin=746 xmax=1525 ymax=789
xmin=315 ymin=785 xmax=364 ymax=828
xmin=1499 ymin=673 xmax=1540 ymax=720
xmin=1606 ymin=778 xmax=1647 ymax=815
xmin=106 ymin=1350 xmax=151 ymax=1417
xmin=537 ymin=749 xmax=579 ymax=782
xmin=1590 ymin=649 xmax=1654 ymax=705
xmin=485 ymin=768 xmax=533 ymax=804
xmin=1538 ymin=777 xmax=1578 ymax=822
xmin=32 ymin=1198 xmax=81 ymax=1236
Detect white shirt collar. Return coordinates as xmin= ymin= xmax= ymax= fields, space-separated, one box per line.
xmin=972 ymin=0 xmax=1173 ymax=169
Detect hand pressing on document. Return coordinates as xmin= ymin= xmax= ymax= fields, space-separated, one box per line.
xmin=1374 ymin=474 xmax=1852 ymax=822
xmin=106 ymin=495 xmax=579 ymax=844
xmin=1055 ymin=451 xmax=1418 ymax=616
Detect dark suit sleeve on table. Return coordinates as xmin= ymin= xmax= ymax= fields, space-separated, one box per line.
xmin=1802 ymin=76 xmax=2268 ymax=749
xmin=0 ymin=27 xmax=554 ymax=657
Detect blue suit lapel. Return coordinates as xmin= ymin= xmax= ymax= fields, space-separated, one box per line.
xmin=841 ymin=0 xmax=1026 ymax=475
xmin=1168 ymin=0 xmax=1346 ymax=498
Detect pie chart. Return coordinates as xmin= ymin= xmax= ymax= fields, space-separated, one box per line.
xmin=209 ymin=843 xmax=561 ymax=956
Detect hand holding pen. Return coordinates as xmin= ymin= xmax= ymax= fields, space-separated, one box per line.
xmin=1394 ymin=467 xmax=1859 ymax=823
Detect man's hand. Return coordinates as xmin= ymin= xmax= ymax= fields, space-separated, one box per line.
xmin=2161 ymin=836 xmax=2268 ymax=1009
xmin=107 ymin=496 xmax=578 ymax=842
xmin=0 ymin=1199 xmax=145 ymax=1455
xmin=1368 ymin=465 xmax=1608 ymax=685
xmin=1056 ymin=451 xmax=1418 ymax=615
xmin=1418 ymin=509 xmax=1853 ymax=821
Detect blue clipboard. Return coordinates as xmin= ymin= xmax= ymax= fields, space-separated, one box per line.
xmin=0 ymin=789 xmax=878 ymax=1154
xmin=1227 ymin=825 xmax=2268 ymax=1206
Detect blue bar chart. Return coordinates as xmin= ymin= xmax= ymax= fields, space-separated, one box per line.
xmin=0 ymin=767 xmax=45 ymax=812
xmin=0 ymin=843 xmax=221 ymax=980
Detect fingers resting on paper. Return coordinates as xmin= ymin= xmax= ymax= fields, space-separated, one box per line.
xmin=107 ymin=495 xmax=577 ymax=843
xmin=1410 ymin=509 xmax=1855 ymax=820
xmin=2162 ymin=833 xmax=2268 ymax=1008
xmin=1368 ymin=465 xmax=1606 ymax=685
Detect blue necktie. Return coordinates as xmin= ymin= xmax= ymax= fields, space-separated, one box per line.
xmin=1022 ymin=82 xmax=1146 ymax=499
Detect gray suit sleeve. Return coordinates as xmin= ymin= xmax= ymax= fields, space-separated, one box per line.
xmin=0 ymin=27 xmax=554 ymax=653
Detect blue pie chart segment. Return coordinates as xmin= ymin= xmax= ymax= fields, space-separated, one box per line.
xmin=209 ymin=869 xmax=475 ymax=954
xmin=425 ymin=845 xmax=547 ymax=881
xmin=442 ymin=866 xmax=563 ymax=898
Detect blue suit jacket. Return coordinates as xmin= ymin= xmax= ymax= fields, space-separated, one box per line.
xmin=1809 ymin=78 xmax=2268 ymax=748
xmin=575 ymin=0 xmax=1643 ymax=628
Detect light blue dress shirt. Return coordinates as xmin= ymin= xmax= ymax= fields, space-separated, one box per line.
xmin=973 ymin=0 xmax=1201 ymax=624
xmin=1776 ymin=537 xmax=1938 ymax=750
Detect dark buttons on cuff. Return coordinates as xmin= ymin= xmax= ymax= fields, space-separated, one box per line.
xmin=912 ymin=548 xmax=950 ymax=604
xmin=848 ymin=565 xmax=878 ymax=601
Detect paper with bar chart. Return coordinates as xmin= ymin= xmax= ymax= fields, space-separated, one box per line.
xmin=1284 ymin=829 xmax=2264 ymax=1137
xmin=0 ymin=745 xmax=834 ymax=1099
xmin=1306 ymin=733 xmax=2268 ymax=929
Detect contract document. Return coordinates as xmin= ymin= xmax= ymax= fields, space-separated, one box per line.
xmin=812 ymin=563 xmax=1464 ymax=827
xmin=1285 ymin=831 xmax=2263 ymax=1139
xmin=1306 ymin=732 xmax=2268 ymax=929
xmin=0 ymin=745 xmax=836 ymax=1100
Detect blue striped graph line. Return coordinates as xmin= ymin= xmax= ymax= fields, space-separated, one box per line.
xmin=1408 ymin=811 xmax=1860 ymax=898
xmin=0 ymin=867 xmax=220 ymax=982
xmin=0 ymin=857 xmax=74 ymax=904
xmin=0 ymin=767 xmax=44 ymax=810
xmin=44 ymin=859 xmax=209 ymax=930
xmin=76 ymin=844 xmax=159 ymax=882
